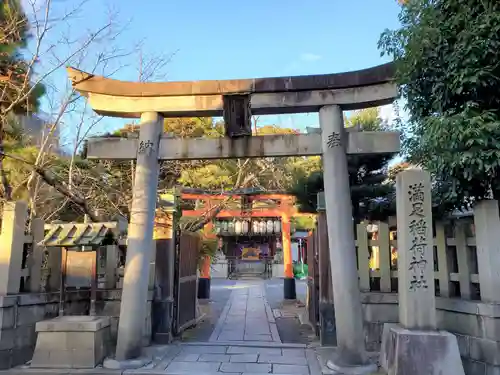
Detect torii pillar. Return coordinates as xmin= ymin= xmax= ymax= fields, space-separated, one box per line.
xmin=319 ymin=105 xmax=377 ymax=373
xmin=115 ymin=112 xmax=163 ymax=361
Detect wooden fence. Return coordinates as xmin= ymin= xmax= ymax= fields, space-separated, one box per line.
xmin=0 ymin=201 xmax=191 ymax=300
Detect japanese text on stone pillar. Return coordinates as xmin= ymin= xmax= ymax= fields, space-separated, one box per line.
xmin=138 ymin=140 xmax=154 ymax=155
xmin=408 ymin=182 xmax=429 ymax=291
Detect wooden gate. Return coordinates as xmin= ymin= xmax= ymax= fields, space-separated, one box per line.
xmin=306 ymin=227 xmax=319 ymax=335
xmin=306 ymin=212 xmax=335 ymax=341
xmin=172 ymin=231 xmax=200 ymax=335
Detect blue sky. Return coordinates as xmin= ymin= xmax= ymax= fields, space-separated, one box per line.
xmin=26 ymin=0 xmax=402 ymax=144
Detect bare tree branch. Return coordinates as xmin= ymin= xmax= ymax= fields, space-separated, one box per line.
xmin=0 ymin=150 xmax=100 ymax=221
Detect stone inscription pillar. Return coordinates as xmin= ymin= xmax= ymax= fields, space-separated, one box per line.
xmin=319 ymin=105 xmax=375 ymax=372
xmin=396 ymin=168 xmax=436 ymax=329
xmin=115 ymin=112 xmax=163 ymax=361
xmin=380 ymin=168 xmax=464 ymax=375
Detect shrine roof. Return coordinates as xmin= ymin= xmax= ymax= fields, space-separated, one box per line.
xmin=42 ymin=222 xmax=127 ymax=248
xmin=67 ymin=63 xmax=395 ymax=98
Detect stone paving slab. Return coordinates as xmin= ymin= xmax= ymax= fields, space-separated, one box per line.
xmin=258 ymin=354 xmax=308 ymax=365
xmin=229 ymin=354 xmax=258 ymax=363
xmin=273 ymin=364 xmax=309 ymax=374
xmin=179 ymin=345 xmax=227 ymax=354
xmin=198 ymin=354 xmax=231 ymax=362
xmin=220 ymin=363 xmax=271 ymax=373
xmin=226 ymin=347 xmax=282 ymax=355
xmin=165 ymin=361 xmax=222 ymax=373
xmin=174 ymin=354 xmax=200 ymax=362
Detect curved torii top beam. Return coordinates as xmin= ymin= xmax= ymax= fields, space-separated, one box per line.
xmin=66 ymin=63 xmax=397 ymax=118
xmin=67 ymin=62 xmax=395 ymax=97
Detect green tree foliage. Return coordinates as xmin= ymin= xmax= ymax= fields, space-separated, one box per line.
xmin=0 ymin=0 xmax=45 ymax=114
xmin=378 ymin=0 xmax=500 ymax=210
xmin=178 ymin=123 xmax=321 ymax=192
xmin=289 ymin=108 xmax=396 ymax=221
xmin=291 ymin=215 xmax=316 ymax=231
xmin=0 ymin=0 xmax=46 ymax=201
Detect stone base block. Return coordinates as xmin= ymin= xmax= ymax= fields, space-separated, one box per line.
xmin=319 ymin=302 xmax=337 ymax=346
xmin=284 ymin=277 xmax=296 ymax=300
xmin=212 ymin=262 xmax=228 ymax=278
xmin=326 ymin=360 xmax=378 ymax=375
xmin=272 ymin=263 xmax=284 ymax=278
xmin=152 ymin=298 xmax=173 ymax=344
xmin=380 ymin=323 xmax=465 ymax=375
xmin=321 ymin=348 xmax=377 ymax=375
xmin=31 ymin=316 xmax=111 ymax=369
xmin=197 ymin=277 xmax=211 ymax=299
xmin=103 ymin=357 xmax=150 ymax=370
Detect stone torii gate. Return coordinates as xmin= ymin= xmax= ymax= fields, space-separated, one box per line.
xmin=67 ymin=63 xmax=399 ymax=372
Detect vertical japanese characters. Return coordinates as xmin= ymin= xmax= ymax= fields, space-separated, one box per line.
xmin=327 ymin=132 xmax=341 ymax=148
xmin=138 ymin=140 xmax=154 ymax=155
xmin=407 ymin=182 xmax=428 ymax=291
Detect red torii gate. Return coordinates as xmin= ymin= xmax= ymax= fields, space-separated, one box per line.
xmin=181 ymin=192 xmax=311 ymax=299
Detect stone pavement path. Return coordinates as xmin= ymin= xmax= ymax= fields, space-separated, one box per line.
xmin=209 ymin=282 xmax=281 ymax=343
xmin=124 ymin=343 xmax=321 ymax=375
xmin=122 ymin=281 xmax=321 ymax=374
xmin=5 ymin=280 xmax=324 ymax=375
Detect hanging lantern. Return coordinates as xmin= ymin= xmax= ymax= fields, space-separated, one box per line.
xmin=228 ymin=221 xmax=235 ymax=233
xmin=266 ymin=220 xmax=274 ymax=233
xmin=235 ymin=220 xmax=242 ymax=235
xmin=222 ymin=221 xmax=228 ymax=232
xmin=241 ymin=220 xmax=249 ymax=234
xmin=215 ymin=221 xmax=221 ymax=234
xmin=253 ymin=220 xmax=260 ymax=234
xmin=259 ymin=220 xmax=266 ymax=234
xmin=273 ymin=220 xmax=281 ymax=233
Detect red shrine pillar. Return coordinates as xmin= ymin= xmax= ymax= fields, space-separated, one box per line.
xmin=198 ymin=218 xmax=213 ymax=299
xmin=282 ymin=213 xmax=296 ymax=299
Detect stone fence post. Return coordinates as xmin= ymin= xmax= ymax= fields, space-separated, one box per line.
xmin=473 ymin=199 xmax=500 ymax=303
xmin=28 ymin=218 xmax=45 ymax=293
xmin=0 ymin=201 xmax=28 ymax=295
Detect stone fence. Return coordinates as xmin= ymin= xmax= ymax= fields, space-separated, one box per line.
xmin=308 ymin=200 xmax=500 ymax=375
xmin=356 ymin=218 xmax=479 ymax=299
xmin=0 ymin=201 xmax=153 ymax=369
